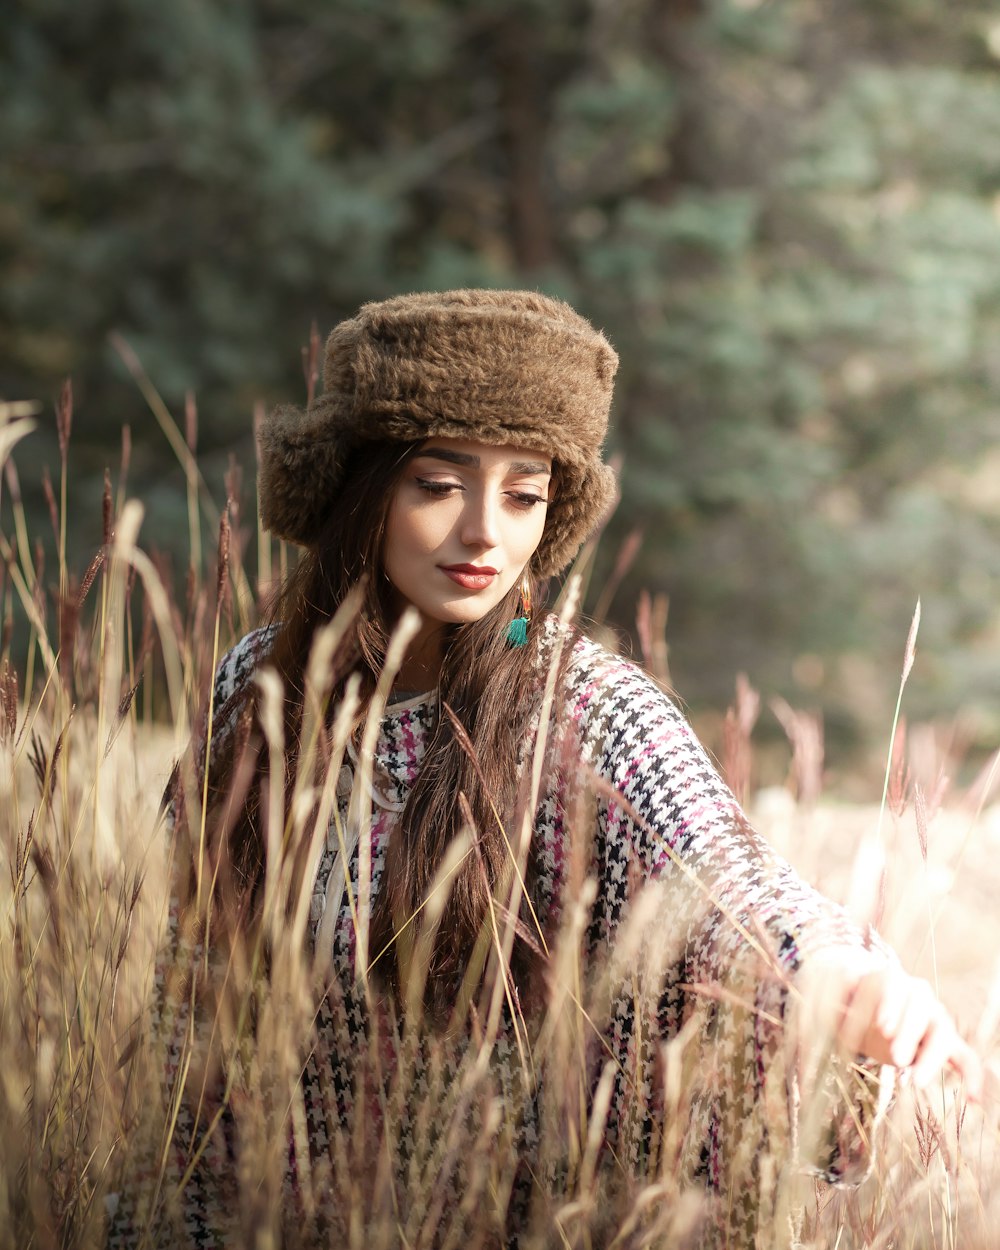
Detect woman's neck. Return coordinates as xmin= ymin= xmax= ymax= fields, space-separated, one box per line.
xmin=394 ymin=619 xmax=447 ymax=692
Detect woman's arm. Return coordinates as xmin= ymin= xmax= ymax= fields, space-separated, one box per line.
xmin=560 ymin=636 xmax=979 ymax=1199
xmin=569 ymin=636 xmax=978 ymax=1087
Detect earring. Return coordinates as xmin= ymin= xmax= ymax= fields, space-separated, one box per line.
xmin=506 ymin=574 xmax=532 ymax=647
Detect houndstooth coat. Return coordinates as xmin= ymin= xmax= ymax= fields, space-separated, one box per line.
xmin=108 ymin=621 xmax=888 ymax=1249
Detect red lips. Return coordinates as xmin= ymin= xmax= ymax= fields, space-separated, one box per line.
xmin=440 ymin=563 xmax=499 ymax=590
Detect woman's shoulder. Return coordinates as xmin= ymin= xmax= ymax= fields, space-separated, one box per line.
xmin=564 ymin=625 xmax=674 ymax=706
xmin=545 ymin=622 xmax=727 ymax=808
xmin=213 ymin=623 xmax=280 ymax=706
xmin=542 ymin=617 xmax=688 ymax=740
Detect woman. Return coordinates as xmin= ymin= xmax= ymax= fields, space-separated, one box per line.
xmin=122 ymin=290 xmax=980 ymax=1248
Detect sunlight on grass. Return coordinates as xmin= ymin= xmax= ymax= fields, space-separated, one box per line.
xmin=2 ymin=388 xmax=999 ymax=1249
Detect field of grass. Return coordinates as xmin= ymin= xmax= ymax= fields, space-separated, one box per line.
xmin=2 ymin=390 xmax=1000 ymax=1248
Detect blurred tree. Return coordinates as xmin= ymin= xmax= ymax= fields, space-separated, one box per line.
xmin=4 ymin=0 xmax=1000 ymax=750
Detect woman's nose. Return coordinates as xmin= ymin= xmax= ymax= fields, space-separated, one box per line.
xmin=460 ymin=490 xmax=501 ymax=550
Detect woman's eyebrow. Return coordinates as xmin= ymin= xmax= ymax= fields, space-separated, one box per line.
xmin=418 ymin=447 xmax=550 ymax=474
xmin=419 ymin=448 xmax=479 ymax=466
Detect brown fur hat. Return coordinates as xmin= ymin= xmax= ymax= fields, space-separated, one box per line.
xmin=258 ymin=288 xmax=618 ymax=577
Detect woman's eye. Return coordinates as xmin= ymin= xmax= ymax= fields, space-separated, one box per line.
xmin=507 ymin=492 xmax=546 ymax=509
xmin=414 ymin=478 xmax=545 ymax=508
xmin=416 ymin=478 xmax=461 ymax=496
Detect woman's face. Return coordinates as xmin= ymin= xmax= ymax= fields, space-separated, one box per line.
xmin=383 ymin=436 xmax=551 ymax=627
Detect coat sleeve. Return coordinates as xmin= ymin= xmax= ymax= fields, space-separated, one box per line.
xmin=558 ymin=638 xmax=890 ymax=1234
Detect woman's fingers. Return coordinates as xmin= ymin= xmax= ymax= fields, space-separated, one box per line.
xmin=940 ymin=1035 xmax=983 ymax=1100
xmin=873 ymin=966 xmax=908 ymax=1042
xmin=887 ymin=976 xmax=938 ymax=1068
xmin=837 ymin=966 xmax=888 ymax=1058
xmin=817 ymin=952 xmax=983 ymax=1098
xmin=908 ymin=1016 xmax=983 ymax=1100
xmin=907 ymin=1008 xmax=955 ymax=1087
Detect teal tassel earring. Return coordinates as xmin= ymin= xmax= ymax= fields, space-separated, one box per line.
xmin=506 ymin=575 xmax=532 ymax=647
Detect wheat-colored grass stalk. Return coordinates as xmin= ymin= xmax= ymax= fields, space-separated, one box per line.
xmin=2 ymin=387 xmax=1000 ymax=1250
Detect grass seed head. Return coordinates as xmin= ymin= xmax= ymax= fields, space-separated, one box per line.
xmin=0 ymin=659 xmax=18 ymax=741
xmin=42 ymin=463 xmax=59 ymax=544
xmin=56 ymin=377 xmax=73 ymax=457
xmin=185 ymin=390 xmax=198 ymax=454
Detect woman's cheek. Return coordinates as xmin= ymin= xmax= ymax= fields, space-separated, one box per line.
xmin=521 ymin=507 xmax=548 ymax=560
xmin=398 ymin=499 xmax=450 ymax=554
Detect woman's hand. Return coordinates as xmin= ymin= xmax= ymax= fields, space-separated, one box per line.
xmin=804 ymin=948 xmax=983 ymax=1098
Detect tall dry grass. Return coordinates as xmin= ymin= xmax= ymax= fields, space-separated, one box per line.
xmin=2 ymin=379 xmax=1000 ymax=1249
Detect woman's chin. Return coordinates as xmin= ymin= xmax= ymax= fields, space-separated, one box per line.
xmin=429 ymin=598 xmax=502 ymax=627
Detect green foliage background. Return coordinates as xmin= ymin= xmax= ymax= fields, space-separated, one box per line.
xmin=5 ymin=0 xmax=1000 ymax=761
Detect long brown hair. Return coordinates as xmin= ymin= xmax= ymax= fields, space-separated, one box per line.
xmin=203 ymin=439 xmax=558 ymax=1015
